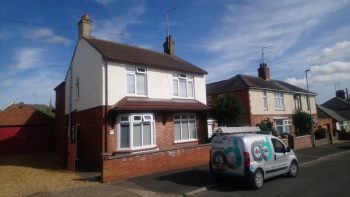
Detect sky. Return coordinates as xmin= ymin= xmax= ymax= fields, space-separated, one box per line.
xmin=0 ymin=0 xmax=350 ymax=109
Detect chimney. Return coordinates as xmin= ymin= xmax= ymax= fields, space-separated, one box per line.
xmin=257 ymin=63 xmax=270 ymax=80
xmin=336 ymin=90 xmax=346 ymax=99
xmin=78 ymin=13 xmax=92 ymax=40
xmin=163 ymin=35 xmax=175 ymax=56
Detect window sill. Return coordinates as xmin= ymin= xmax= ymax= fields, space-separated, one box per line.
xmin=174 ymin=139 xmax=198 ymax=144
xmin=172 ymin=96 xmax=195 ymax=99
xmin=115 ymin=145 xmax=158 ymax=154
xmin=126 ymin=94 xmax=148 ymax=97
xmin=274 ymin=108 xmax=285 ymax=111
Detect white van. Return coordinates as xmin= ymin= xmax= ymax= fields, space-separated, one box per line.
xmin=209 ymin=133 xmax=299 ymax=189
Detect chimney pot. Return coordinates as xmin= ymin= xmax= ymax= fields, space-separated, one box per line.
xmin=336 ymin=90 xmax=346 ymax=99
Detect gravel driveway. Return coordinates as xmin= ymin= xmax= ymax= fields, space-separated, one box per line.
xmin=0 ymin=152 xmax=96 ymax=197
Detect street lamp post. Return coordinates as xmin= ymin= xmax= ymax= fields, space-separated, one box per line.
xmin=305 ymin=69 xmax=311 ymax=113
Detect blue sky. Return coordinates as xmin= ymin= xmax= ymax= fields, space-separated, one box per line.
xmin=1 ymin=0 xmax=350 ymax=109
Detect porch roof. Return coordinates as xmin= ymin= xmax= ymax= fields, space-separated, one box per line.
xmin=112 ymin=97 xmax=210 ymax=112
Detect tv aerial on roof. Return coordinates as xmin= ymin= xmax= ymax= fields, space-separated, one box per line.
xmin=166 ymin=7 xmax=178 ymax=37
xmin=260 ymin=46 xmax=275 ymax=64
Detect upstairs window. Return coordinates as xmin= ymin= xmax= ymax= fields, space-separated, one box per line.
xmin=173 ymin=73 xmax=194 ymax=98
xmin=293 ymin=94 xmax=302 ymax=111
xmin=274 ymin=92 xmax=284 ymax=110
xmin=127 ymin=67 xmax=147 ymax=95
xmin=262 ymin=91 xmax=268 ymax=110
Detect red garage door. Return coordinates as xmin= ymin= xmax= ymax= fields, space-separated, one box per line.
xmin=0 ymin=126 xmax=51 ymax=155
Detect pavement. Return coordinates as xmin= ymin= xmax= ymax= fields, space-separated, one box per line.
xmin=29 ymin=140 xmax=350 ymax=197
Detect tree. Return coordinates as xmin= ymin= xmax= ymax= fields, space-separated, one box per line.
xmin=256 ymin=119 xmax=277 ymax=136
xmin=211 ymin=94 xmax=246 ymax=126
xmin=292 ymin=111 xmax=313 ymax=136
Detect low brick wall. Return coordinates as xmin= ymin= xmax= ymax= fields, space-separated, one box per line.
xmin=280 ymin=135 xmax=313 ymax=150
xmin=294 ymin=135 xmax=313 ymax=150
xmin=102 ymin=144 xmax=211 ymax=182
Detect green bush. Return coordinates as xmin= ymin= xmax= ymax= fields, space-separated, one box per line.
xmin=256 ymin=119 xmax=277 ymax=136
xmin=292 ymin=111 xmax=313 ymax=136
xmin=314 ymin=128 xmax=327 ymax=140
xmin=211 ymin=94 xmax=246 ymax=127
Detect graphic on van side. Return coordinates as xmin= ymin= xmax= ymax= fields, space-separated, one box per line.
xmin=223 ymin=138 xmax=242 ymax=169
xmin=251 ymin=136 xmax=273 ymax=162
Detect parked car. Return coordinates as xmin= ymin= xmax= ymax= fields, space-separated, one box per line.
xmin=209 ymin=133 xmax=299 ymax=189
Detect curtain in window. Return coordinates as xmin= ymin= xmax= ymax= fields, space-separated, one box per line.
xmin=136 ymin=74 xmax=146 ymax=95
xmin=127 ymin=74 xmax=135 ymax=94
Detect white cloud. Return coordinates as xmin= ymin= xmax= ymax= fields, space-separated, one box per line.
xmin=93 ymin=2 xmax=146 ymax=42
xmin=307 ymin=41 xmax=350 ymax=63
xmin=26 ymin=28 xmax=71 ymax=45
xmin=285 ymin=61 xmax=350 ymax=88
xmin=9 ymin=48 xmax=43 ymax=70
xmin=202 ymin=0 xmax=349 ymax=82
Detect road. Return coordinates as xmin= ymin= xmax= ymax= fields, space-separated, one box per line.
xmin=194 ymin=151 xmax=350 ymax=197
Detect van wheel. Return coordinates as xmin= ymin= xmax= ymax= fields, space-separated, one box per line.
xmin=288 ymin=160 xmax=299 ymax=177
xmin=252 ymin=169 xmax=264 ymax=189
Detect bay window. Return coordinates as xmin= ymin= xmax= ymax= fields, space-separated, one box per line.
xmin=275 ymin=119 xmax=291 ymax=136
xmin=174 ymin=114 xmax=197 ymax=142
xmin=117 ymin=114 xmax=155 ymax=150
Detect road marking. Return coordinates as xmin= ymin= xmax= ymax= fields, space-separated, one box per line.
xmin=300 ymin=150 xmax=350 ymax=167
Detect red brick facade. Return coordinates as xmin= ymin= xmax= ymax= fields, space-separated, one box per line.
xmin=102 ymin=144 xmax=211 ymax=182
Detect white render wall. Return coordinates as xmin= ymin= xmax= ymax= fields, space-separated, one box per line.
xmin=107 ymin=62 xmax=207 ymax=105
xmin=65 ymin=39 xmax=104 ymax=114
xmin=249 ymin=89 xmax=317 ymax=115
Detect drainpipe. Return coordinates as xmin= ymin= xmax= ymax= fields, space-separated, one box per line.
xmin=68 ymin=65 xmax=73 ymax=141
xmin=104 ymin=57 xmax=108 ymax=153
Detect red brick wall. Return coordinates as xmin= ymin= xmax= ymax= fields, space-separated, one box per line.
xmin=102 ymin=144 xmax=211 ymax=182
xmin=54 ymin=82 xmax=67 ymax=161
xmin=0 ymin=104 xmax=54 ymax=126
xmin=71 ymin=106 xmax=105 ymax=169
xmin=293 ymin=135 xmax=313 ymax=150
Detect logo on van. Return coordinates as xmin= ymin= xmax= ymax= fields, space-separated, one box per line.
xmin=223 ymin=138 xmax=242 ymax=169
xmin=251 ymin=136 xmax=273 ymax=162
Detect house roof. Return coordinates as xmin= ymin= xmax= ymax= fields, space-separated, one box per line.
xmin=85 ymin=38 xmax=208 ymax=75
xmin=207 ymin=74 xmax=316 ymax=95
xmin=112 ymin=97 xmax=210 ymax=112
xmin=321 ymin=97 xmax=350 ymax=119
xmin=317 ymin=105 xmax=346 ymax=122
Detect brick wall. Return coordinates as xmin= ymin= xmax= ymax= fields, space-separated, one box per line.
xmin=293 ymin=135 xmax=313 ymax=150
xmin=53 ymin=82 xmax=67 ymax=162
xmin=71 ymin=106 xmax=105 ymax=169
xmin=102 ymin=144 xmax=211 ymax=182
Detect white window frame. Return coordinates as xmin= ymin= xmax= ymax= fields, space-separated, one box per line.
xmin=262 ymin=91 xmax=268 ymax=110
xmin=274 ymin=92 xmax=285 ymax=110
xmin=174 ymin=113 xmax=197 ymax=143
xmin=117 ymin=113 xmax=156 ymax=151
xmin=274 ymin=118 xmax=291 ymax=136
xmin=172 ymin=73 xmax=194 ymax=98
xmin=126 ymin=66 xmax=147 ymax=96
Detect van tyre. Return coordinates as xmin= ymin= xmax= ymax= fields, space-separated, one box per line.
xmin=288 ymin=160 xmax=299 ymax=177
xmin=252 ymin=169 xmax=264 ymax=189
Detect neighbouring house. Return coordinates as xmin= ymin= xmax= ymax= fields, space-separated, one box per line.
xmin=317 ymin=105 xmax=343 ymax=142
xmin=54 ymin=14 xmax=209 ymax=181
xmin=321 ymin=90 xmax=350 ymax=132
xmin=0 ymin=102 xmax=54 ymax=155
xmin=207 ymin=63 xmax=317 ymax=137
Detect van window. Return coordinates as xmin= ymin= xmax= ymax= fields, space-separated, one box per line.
xmin=272 ymin=138 xmax=285 ymax=153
